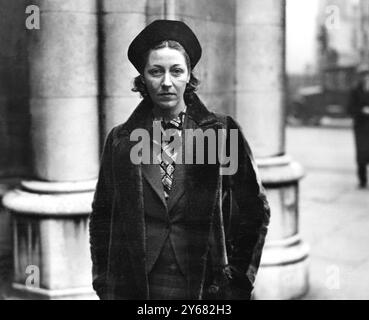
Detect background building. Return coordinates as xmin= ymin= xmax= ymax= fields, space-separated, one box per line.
xmin=287 ymin=0 xmax=369 ymax=125
xmin=0 ymin=0 xmax=307 ymax=300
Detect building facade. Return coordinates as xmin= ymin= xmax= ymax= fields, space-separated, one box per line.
xmin=0 ymin=0 xmax=307 ymax=299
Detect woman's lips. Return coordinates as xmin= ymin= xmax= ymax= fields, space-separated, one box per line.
xmin=158 ymin=93 xmax=176 ymax=99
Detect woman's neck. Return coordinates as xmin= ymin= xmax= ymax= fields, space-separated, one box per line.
xmin=152 ymin=101 xmax=186 ymax=121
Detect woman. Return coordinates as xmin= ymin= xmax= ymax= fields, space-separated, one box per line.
xmin=89 ymin=20 xmax=270 ymax=300
xmin=348 ymin=65 xmax=369 ymax=188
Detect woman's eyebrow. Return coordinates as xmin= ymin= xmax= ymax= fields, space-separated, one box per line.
xmin=148 ymin=64 xmax=184 ymax=69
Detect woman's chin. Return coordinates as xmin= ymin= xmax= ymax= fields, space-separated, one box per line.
xmin=155 ymin=101 xmax=178 ymax=110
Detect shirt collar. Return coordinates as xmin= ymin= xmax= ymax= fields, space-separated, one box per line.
xmin=153 ymin=106 xmax=187 ymax=124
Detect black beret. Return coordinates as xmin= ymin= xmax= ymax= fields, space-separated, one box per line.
xmin=128 ymin=20 xmax=202 ymax=73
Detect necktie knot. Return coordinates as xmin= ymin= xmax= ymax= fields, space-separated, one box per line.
xmin=161 ymin=112 xmax=185 ymax=131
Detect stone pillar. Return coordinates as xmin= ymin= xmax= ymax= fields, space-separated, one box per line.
xmin=147 ymin=0 xmax=237 ymax=116
xmin=0 ymin=1 xmax=31 ymax=296
xmin=100 ymin=0 xmax=146 ymax=138
xmin=100 ymin=0 xmax=235 ymax=137
xmin=2 ymin=0 xmax=99 ymax=299
xmin=0 ymin=179 xmax=19 ymax=296
xmin=236 ymin=0 xmax=309 ymax=299
xmin=0 ymin=0 xmax=31 ymax=178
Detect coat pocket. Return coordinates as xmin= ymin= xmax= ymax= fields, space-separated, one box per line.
xmin=205 ymin=265 xmax=253 ymax=300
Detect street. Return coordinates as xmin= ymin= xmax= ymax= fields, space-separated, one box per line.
xmin=286 ymin=125 xmax=369 ymax=299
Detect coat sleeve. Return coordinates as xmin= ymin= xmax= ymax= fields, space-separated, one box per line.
xmin=89 ymin=128 xmax=115 ymax=298
xmin=224 ymin=116 xmax=271 ymax=286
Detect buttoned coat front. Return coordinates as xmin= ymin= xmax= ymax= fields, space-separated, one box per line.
xmin=89 ymin=94 xmax=270 ymax=300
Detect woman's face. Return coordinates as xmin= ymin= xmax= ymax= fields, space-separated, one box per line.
xmin=143 ymin=47 xmax=190 ymax=111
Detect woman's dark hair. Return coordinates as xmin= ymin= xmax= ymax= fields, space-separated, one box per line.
xmin=132 ymin=40 xmax=200 ymax=100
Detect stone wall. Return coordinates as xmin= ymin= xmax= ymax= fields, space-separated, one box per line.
xmin=147 ymin=0 xmax=236 ymax=116
xmin=0 ymin=1 xmax=31 ymax=299
xmin=0 ymin=0 xmax=31 ymax=178
xmin=0 ymin=0 xmax=238 ymax=299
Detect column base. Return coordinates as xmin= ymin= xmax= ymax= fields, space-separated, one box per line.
xmin=0 ymin=178 xmax=20 ymax=299
xmin=253 ymin=235 xmax=309 ymax=300
xmin=2 ymin=180 xmax=98 ymax=300
xmin=7 ymin=283 xmax=97 ymax=300
xmin=254 ymin=155 xmax=309 ymax=300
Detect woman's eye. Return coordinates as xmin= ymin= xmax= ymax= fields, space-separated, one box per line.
xmin=171 ymin=69 xmax=184 ymax=76
xmin=149 ymin=69 xmax=162 ymax=76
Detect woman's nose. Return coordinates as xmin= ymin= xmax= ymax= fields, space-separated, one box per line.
xmin=161 ymin=72 xmax=172 ymax=87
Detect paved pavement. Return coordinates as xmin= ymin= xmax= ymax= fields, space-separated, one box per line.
xmin=286 ymin=125 xmax=369 ymax=300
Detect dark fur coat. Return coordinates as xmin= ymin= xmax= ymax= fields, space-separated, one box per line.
xmin=89 ymin=94 xmax=270 ymax=299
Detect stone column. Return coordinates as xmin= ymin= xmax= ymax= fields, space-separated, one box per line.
xmin=146 ymin=0 xmax=237 ymax=116
xmin=236 ymin=0 xmax=309 ymax=299
xmin=2 ymin=0 xmax=99 ymax=299
xmin=0 ymin=179 xmax=19 ymax=296
xmin=0 ymin=1 xmax=31 ymax=296
xmin=100 ymin=0 xmax=146 ymax=138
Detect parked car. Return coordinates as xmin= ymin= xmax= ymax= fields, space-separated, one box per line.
xmin=289 ymin=66 xmax=356 ymax=125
